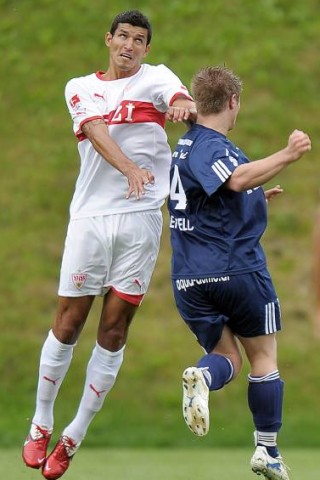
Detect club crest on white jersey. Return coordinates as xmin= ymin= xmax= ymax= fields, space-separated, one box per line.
xmin=72 ymin=273 xmax=87 ymax=289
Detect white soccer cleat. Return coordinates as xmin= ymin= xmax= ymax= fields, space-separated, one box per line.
xmin=182 ymin=367 xmax=209 ymax=436
xmin=250 ymin=446 xmax=290 ymax=480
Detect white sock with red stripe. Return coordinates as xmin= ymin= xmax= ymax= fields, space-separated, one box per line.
xmin=63 ymin=342 xmax=125 ymax=443
xmin=32 ymin=330 xmax=75 ymax=430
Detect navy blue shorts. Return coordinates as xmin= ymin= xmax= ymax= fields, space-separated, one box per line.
xmin=172 ymin=268 xmax=281 ymax=353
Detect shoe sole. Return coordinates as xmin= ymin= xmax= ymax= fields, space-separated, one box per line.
xmin=22 ymin=460 xmax=43 ymax=470
xmin=251 ymin=462 xmax=287 ymax=480
xmin=252 ymin=465 xmax=269 ymax=477
xmin=182 ymin=367 xmax=209 ymax=436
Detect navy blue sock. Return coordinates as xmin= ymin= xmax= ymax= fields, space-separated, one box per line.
xmin=197 ymin=353 xmax=233 ymax=391
xmin=248 ymin=373 xmax=284 ymax=458
xmin=266 ymin=445 xmax=280 ymax=458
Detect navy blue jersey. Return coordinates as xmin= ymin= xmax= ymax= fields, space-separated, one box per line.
xmin=168 ymin=124 xmax=268 ymax=278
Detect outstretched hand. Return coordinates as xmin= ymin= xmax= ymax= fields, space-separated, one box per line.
xmin=265 ymin=185 xmax=283 ymax=203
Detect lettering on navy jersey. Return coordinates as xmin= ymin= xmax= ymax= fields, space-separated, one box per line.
xmin=246 ymin=187 xmax=260 ymax=194
xmin=172 ymin=150 xmax=189 ymax=160
xmin=169 ymin=216 xmax=194 ymax=231
xmin=226 ymin=147 xmax=239 ymax=166
xmin=176 ymin=276 xmax=230 ymax=292
xmin=177 ymin=138 xmax=193 ymax=146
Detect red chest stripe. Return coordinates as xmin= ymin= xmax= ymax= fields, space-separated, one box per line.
xmin=106 ymin=100 xmax=166 ymax=128
xmin=76 ymin=101 xmax=166 ymax=141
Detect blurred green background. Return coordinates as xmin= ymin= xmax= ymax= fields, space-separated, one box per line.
xmin=1 ymin=0 xmax=319 ymax=450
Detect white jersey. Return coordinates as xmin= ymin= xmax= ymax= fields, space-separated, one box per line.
xmin=65 ymin=64 xmax=192 ymax=219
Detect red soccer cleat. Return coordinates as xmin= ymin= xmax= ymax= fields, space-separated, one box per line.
xmin=42 ymin=435 xmax=80 ymax=480
xmin=22 ymin=423 xmax=52 ymax=469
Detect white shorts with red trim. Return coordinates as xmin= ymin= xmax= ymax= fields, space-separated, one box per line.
xmin=58 ymin=210 xmax=162 ymax=304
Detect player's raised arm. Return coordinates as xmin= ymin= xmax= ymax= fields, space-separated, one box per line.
xmin=82 ymin=119 xmax=154 ymax=199
xmin=166 ymin=97 xmax=197 ymax=126
xmin=226 ymin=129 xmax=311 ymax=192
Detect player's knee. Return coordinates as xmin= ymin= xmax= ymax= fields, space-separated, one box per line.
xmin=98 ymin=321 xmax=130 ymax=351
xmin=229 ymin=350 xmax=243 ymax=379
xmin=54 ymin=301 xmax=89 ymax=343
xmin=52 ymin=322 xmax=83 ymax=344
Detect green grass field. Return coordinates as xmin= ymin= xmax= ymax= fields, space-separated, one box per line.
xmin=2 ymin=448 xmax=318 ymax=480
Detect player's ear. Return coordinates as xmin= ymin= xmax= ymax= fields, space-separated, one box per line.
xmin=105 ymin=32 xmax=112 ymax=47
xmin=229 ymin=94 xmax=238 ymax=110
xmin=143 ymin=44 xmax=151 ymax=58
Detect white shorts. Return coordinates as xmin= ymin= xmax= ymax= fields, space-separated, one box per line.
xmin=58 ymin=210 xmax=163 ymax=300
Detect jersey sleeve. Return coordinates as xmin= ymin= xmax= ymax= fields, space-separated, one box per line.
xmin=65 ymin=77 xmax=103 ymax=137
xmin=151 ymin=64 xmax=193 ymax=112
xmin=189 ymin=139 xmax=239 ymax=196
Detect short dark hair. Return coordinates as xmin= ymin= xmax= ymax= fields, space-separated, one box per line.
xmin=109 ymin=10 xmax=152 ymax=45
xmin=191 ymin=66 xmax=242 ymax=115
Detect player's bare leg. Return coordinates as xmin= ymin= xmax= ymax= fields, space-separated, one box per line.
xmin=42 ymin=291 xmax=138 ymax=479
xmin=22 ymin=296 xmax=92 ymax=470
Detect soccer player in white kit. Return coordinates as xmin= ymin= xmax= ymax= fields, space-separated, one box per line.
xmin=22 ymin=10 xmax=196 ymax=479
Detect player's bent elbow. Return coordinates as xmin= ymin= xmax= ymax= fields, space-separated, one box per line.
xmin=225 ymin=176 xmax=247 ymax=192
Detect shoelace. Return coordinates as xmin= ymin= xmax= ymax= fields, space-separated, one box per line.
xmin=276 ymin=457 xmax=290 ymax=473
xmin=30 ymin=425 xmax=50 ymax=441
xmin=59 ymin=436 xmax=79 ymax=457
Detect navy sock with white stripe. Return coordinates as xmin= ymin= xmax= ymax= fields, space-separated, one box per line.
xmin=197 ymin=353 xmax=234 ymax=391
xmin=248 ymin=370 xmax=284 ymax=458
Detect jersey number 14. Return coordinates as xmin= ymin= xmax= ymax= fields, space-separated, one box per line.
xmin=170 ymin=165 xmax=187 ymax=210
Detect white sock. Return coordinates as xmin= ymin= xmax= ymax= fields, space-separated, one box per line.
xmin=63 ymin=343 xmax=125 ymax=443
xmin=32 ymin=330 xmax=75 ymax=429
xmin=254 ymin=430 xmax=278 ymax=447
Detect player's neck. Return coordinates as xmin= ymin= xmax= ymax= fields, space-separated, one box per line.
xmin=197 ymin=113 xmax=229 ymax=136
xmin=101 ymin=64 xmax=141 ymax=80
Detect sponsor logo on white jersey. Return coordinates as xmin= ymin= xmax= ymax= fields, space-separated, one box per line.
xmin=69 ymin=94 xmax=86 ymax=114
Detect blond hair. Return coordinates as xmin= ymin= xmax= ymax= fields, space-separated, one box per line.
xmin=191 ymin=66 xmax=242 ymax=115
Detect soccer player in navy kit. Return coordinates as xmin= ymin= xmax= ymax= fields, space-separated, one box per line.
xmin=168 ymin=66 xmax=311 ymax=480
